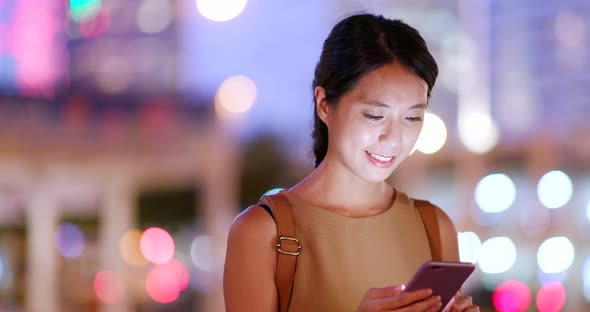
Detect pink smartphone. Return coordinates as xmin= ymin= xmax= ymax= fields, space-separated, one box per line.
xmin=404 ymin=261 xmax=475 ymax=312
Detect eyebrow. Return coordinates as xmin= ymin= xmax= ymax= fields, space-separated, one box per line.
xmin=362 ymin=101 xmax=428 ymax=109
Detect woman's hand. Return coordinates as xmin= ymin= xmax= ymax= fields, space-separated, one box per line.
xmin=442 ymin=292 xmax=479 ymax=312
xmin=356 ymin=285 xmax=442 ymax=312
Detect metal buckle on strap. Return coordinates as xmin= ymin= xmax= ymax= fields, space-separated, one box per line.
xmin=276 ymin=236 xmax=301 ymax=256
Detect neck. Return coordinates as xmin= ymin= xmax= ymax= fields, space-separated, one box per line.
xmin=290 ymin=157 xmax=394 ymax=213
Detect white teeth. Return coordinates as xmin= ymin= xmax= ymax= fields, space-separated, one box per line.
xmin=369 ymin=152 xmax=393 ymax=162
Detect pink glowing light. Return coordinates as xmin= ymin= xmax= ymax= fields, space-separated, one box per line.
xmin=94 ymin=270 xmax=124 ymax=304
xmin=146 ymin=265 xmax=180 ymax=303
xmin=536 ymin=282 xmax=566 ymax=312
xmin=140 ymin=227 xmax=175 ymax=264
xmin=492 ymin=280 xmax=532 ymax=312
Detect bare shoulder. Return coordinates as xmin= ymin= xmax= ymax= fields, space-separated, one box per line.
xmin=223 ymin=205 xmax=278 ymax=311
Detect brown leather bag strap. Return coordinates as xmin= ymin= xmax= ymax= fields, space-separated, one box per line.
xmin=415 ymin=199 xmax=443 ymax=261
xmin=260 ymin=192 xmax=300 ymax=312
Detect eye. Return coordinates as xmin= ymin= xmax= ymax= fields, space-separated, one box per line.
xmin=363 ymin=113 xmax=383 ymax=121
xmin=406 ymin=116 xmax=423 ymax=122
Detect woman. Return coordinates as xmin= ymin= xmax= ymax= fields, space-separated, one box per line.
xmin=224 ymin=13 xmax=479 ymax=312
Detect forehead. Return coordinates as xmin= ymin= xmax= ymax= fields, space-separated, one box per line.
xmin=346 ymin=63 xmax=428 ymax=105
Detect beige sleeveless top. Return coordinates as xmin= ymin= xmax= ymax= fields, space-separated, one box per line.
xmin=281 ymin=188 xmax=432 ymax=312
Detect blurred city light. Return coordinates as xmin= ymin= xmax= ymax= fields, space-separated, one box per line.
xmin=54 ymin=222 xmax=85 ymax=259
xmin=215 ymin=75 xmax=257 ymax=119
xmin=79 ymin=5 xmax=111 ymax=38
xmin=415 ymin=112 xmax=447 ymax=154
xmin=536 ymin=282 xmax=566 ymax=312
xmin=190 ymin=235 xmax=215 ymax=272
xmin=119 ymin=229 xmax=149 ymax=267
xmin=586 ymin=199 xmax=590 ymax=223
xmin=70 ymin=0 xmax=102 ymax=22
xmin=140 ymin=227 xmax=175 ymax=264
xmin=458 ymin=112 xmax=498 ymax=154
xmin=94 ymin=270 xmax=124 ymax=304
xmin=162 ymin=258 xmax=190 ymax=291
xmin=146 ymin=264 xmax=180 ymax=303
xmin=492 ymin=280 xmax=532 ymax=312
xmin=537 ymin=236 xmax=575 ymax=274
xmin=478 ymin=237 xmax=517 ymax=274
xmin=537 ymin=170 xmax=573 ymax=209
xmin=196 ymin=0 xmax=248 ymax=22
xmin=475 ymin=173 xmax=516 ymax=213
xmin=458 ymin=231 xmax=481 ymax=264
xmin=137 ymin=0 xmax=173 ymax=34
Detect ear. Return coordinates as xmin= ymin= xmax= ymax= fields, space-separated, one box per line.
xmin=314 ymin=86 xmax=330 ymax=125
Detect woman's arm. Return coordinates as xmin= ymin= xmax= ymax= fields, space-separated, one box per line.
xmin=224 ymin=205 xmax=279 ymax=311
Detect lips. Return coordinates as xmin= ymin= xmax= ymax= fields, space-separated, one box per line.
xmin=365 ymin=151 xmax=396 ymax=168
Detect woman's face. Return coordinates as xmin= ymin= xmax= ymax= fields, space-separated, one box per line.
xmin=317 ymin=62 xmax=428 ymax=183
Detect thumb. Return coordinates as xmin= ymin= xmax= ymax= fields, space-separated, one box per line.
xmin=367 ymin=284 xmax=406 ymax=299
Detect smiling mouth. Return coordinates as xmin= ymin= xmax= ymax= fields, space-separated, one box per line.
xmin=366 ymin=151 xmax=394 ymax=162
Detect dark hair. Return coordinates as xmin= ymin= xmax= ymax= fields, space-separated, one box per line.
xmin=311 ymin=14 xmax=438 ymax=167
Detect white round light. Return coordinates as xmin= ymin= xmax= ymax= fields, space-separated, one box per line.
xmin=478 ymin=237 xmax=517 ymax=274
xmin=458 ymin=231 xmax=482 ymax=264
xmin=458 ymin=112 xmax=499 ymax=154
xmin=137 ymin=0 xmax=172 ymax=34
xmin=190 ymin=235 xmax=215 ymax=272
xmin=586 ymin=200 xmax=590 ymax=223
xmin=215 ymin=75 xmax=257 ymax=115
xmin=537 ymin=170 xmax=573 ymax=209
xmin=196 ymin=0 xmax=247 ymax=22
xmin=537 ymin=236 xmax=575 ymax=274
xmin=415 ymin=112 xmax=447 ymax=154
xmin=475 ymin=173 xmax=516 ymax=213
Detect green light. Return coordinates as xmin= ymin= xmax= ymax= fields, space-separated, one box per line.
xmin=69 ymin=0 xmax=102 ymax=22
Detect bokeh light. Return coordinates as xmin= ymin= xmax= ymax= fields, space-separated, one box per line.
xmin=196 ymin=0 xmax=248 ymax=22
xmin=54 ymin=222 xmax=85 ymax=259
xmin=191 ymin=235 xmax=215 ymax=272
xmin=475 ymin=173 xmax=516 ymax=213
xmin=146 ymin=265 xmax=180 ymax=303
xmin=478 ymin=237 xmax=517 ymax=274
xmin=458 ymin=231 xmax=482 ymax=264
xmin=458 ymin=112 xmax=499 ymax=154
xmin=586 ymin=199 xmax=590 ymax=223
xmin=162 ymin=258 xmax=190 ymax=291
xmin=415 ymin=112 xmax=447 ymax=154
xmin=70 ymin=0 xmax=102 ymax=22
xmin=140 ymin=227 xmax=175 ymax=264
xmin=119 ymin=229 xmax=148 ymax=267
xmin=492 ymin=280 xmax=532 ymax=312
xmin=537 ymin=236 xmax=575 ymax=274
xmin=537 ymin=170 xmax=573 ymax=209
xmin=215 ymin=75 xmax=257 ymax=116
xmin=137 ymin=0 xmax=173 ymax=34
xmin=536 ymin=282 xmax=566 ymax=312
xmin=94 ymin=270 xmax=124 ymax=304
xmin=79 ymin=5 xmax=111 ymax=38
xmin=583 ymin=257 xmax=590 ymax=302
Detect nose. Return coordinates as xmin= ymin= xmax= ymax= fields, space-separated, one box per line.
xmin=378 ymin=120 xmax=402 ymax=147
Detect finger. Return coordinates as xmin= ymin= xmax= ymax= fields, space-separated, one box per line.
xmin=395 ymin=288 xmax=435 ymax=307
xmin=398 ymin=295 xmax=442 ymax=312
xmin=366 ymin=284 xmax=406 ymax=299
xmin=452 ymin=295 xmax=473 ymax=311
xmin=372 ymin=294 xmax=441 ymax=311
xmin=464 ymin=305 xmax=480 ymax=312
